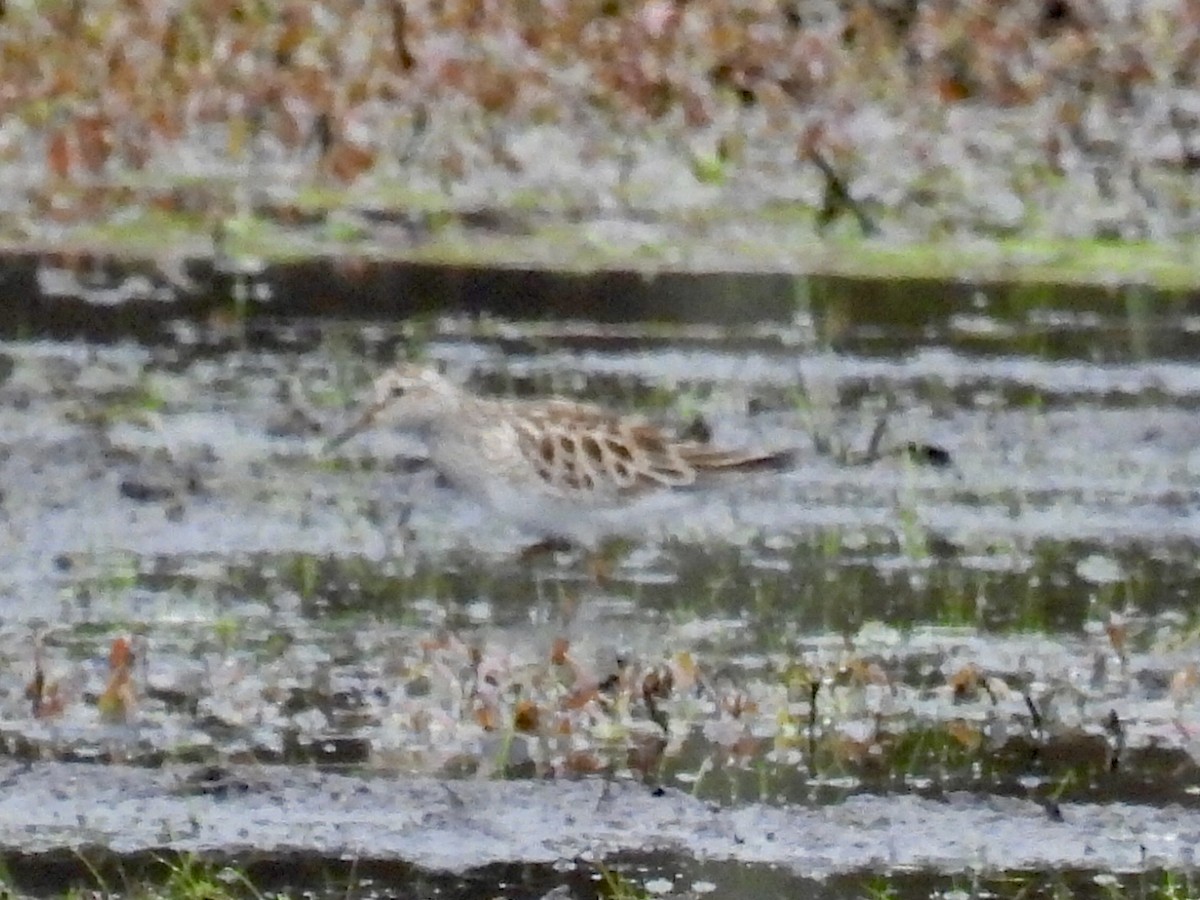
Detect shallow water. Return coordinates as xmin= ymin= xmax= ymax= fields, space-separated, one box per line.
xmin=1 ymin=274 xmax=1199 ymax=897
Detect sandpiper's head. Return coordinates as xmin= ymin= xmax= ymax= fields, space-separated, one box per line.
xmin=325 ymin=364 xmax=459 ymax=451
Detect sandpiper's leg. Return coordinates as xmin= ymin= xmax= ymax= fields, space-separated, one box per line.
xmin=585 ymin=548 xmax=614 ymax=586
xmin=584 ymin=536 xmax=635 ymax=587
xmin=517 ymin=536 xmax=631 ymax=588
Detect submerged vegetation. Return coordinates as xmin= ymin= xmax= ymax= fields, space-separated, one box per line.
xmin=6 ymin=850 xmax=1200 ymax=900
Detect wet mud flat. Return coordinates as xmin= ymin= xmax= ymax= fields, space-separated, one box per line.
xmin=1 ymin=275 xmax=1200 ymax=898
xmin=2 ymin=762 xmax=1200 ymax=894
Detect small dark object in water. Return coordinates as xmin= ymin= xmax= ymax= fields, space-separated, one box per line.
xmin=119 ymin=478 xmax=175 ymax=503
xmin=904 ymin=442 xmax=953 ymax=468
xmin=1104 ymin=709 xmax=1124 ymax=772
xmin=177 ymin=764 xmax=252 ymax=798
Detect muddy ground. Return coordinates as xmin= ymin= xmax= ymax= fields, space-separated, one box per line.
xmin=1 ymin=275 xmax=1200 ymax=898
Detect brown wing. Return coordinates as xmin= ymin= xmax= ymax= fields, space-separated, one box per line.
xmin=512 ymin=400 xmax=788 ymax=497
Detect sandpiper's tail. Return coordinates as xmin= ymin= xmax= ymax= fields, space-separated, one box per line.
xmin=681 ymin=446 xmax=796 ymax=474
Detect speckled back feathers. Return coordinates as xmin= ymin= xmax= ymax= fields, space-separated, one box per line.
xmin=508 ymin=400 xmax=786 ymax=497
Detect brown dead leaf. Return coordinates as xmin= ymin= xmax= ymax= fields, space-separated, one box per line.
xmin=563 ymin=684 xmax=600 ymax=711
xmin=947 ymin=719 xmax=983 ymax=750
xmin=98 ymin=636 xmax=136 ymax=723
xmin=948 ymin=662 xmax=981 ymax=700
xmin=47 ymin=127 xmax=72 ymax=180
xmin=935 ymin=71 xmax=973 ymax=103
xmin=562 ymin=749 xmax=606 ymax=775
xmin=550 ymin=636 xmax=570 ymax=666
xmin=513 ymin=698 xmax=540 ymax=733
xmin=75 ymin=113 xmax=113 ymax=173
xmin=1105 ymin=612 xmax=1128 ymax=661
xmin=729 ymin=734 xmax=761 ymax=759
xmin=109 ymin=636 xmax=134 ymax=671
xmin=276 ymin=4 xmax=311 ymax=63
xmin=324 ymin=140 xmax=376 ymax=184
xmin=838 ymin=656 xmax=888 ymax=688
xmin=473 ymin=704 xmax=499 ymax=731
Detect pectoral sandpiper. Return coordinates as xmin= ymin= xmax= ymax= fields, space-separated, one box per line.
xmin=326 ymin=364 xmax=792 ymax=546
